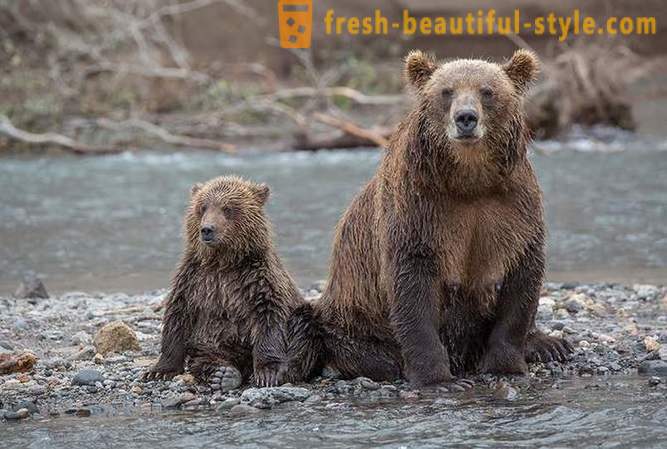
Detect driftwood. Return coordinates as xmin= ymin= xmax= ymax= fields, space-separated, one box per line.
xmin=0 ymin=115 xmax=125 ymax=155
xmin=94 ymin=118 xmax=236 ymax=153
xmin=0 ymin=115 xmax=236 ymax=154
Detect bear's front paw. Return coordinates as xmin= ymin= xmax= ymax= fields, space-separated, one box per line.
xmin=405 ymin=358 xmax=454 ymax=387
xmin=480 ymin=344 xmax=528 ymax=375
xmin=526 ymin=330 xmax=573 ymax=363
xmin=142 ymin=362 xmax=184 ymax=381
xmin=254 ymin=362 xmax=287 ymax=388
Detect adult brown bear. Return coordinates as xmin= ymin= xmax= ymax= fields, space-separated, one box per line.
xmin=317 ymin=50 xmax=572 ymax=386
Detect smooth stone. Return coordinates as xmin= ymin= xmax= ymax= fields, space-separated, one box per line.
xmin=639 ymin=360 xmax=667 ymax=376
xmin=161 ymin=392 xmax=196 ymax=408
xmin=72 ymin=369 xmax=105 ymax=386
xmin=13 ymin=400 xmax=38 ymax=414
xmin=4 ymin=408 xmax=30 ymax=420
xmin=216 ymin=398 xmax=241 ymax=412
xmin=15 ymin=274 xmax=49 ymax=300
xmin=493 ymin=382 xmax=519 ymax=401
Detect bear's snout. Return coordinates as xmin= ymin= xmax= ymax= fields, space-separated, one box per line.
xmin=200 ymin=225 xmax=216 ymax=243
xmin=454 ymin=109 xmax=478 ymax=137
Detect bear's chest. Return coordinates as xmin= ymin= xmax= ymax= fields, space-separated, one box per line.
xmin=435 ymin=197 xmax=536 ymax=288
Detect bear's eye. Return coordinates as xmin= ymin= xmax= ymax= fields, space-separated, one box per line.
xmin=200 ymin=204 xmax=208 ymax=214
xmin=221 ymin=206 xmax=234 ymax=219
xmin=480 ymin=87 xmax=494 ymax=99
xmin=441 ymin=88 xmax=453 ymax=99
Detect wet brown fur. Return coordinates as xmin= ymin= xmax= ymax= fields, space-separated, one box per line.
xmin=317 ymin=50 xmax=571 ymax=386
xmin=145 ymin=176 xmax=322 ymax=386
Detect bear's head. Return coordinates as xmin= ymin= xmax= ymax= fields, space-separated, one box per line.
xmin=404 ymin=49 xmax=539 ymax=191
xmin=185 ymin=175 xmax=271 ymax=258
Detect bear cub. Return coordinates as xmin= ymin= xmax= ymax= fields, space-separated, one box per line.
xmin=144 ymin=175 xmax=321 ymax=387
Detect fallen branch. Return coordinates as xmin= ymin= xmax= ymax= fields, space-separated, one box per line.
xmin=95 ymin=118 xmax=236 ymax=153
xmin=0 ymin=115 xmax=125 ymax=155
xmin=258 ymin=86 xmax=403 ymax=106
xmin=312 ymin=112 xmax=391 ymax=148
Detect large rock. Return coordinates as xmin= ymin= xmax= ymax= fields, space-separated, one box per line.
xmin=14 ymin=274 xmax=48 ymax=300
xmin=639 ymin=360 xmax=667 ymax=376
xmin=94 ymin=321 xmax=140 ymax=355
xmin=240 ymin=386 xmax=311 ymax=409
xmin=0 ymin=352 xmax=38 ymax=375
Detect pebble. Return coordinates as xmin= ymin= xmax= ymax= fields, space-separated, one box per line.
xmin=162 ymin=392 xmax=196 ymax=408
xmin=4 ymin=408 xmax=30 ymax=420
xmin=565 ymin=294 xmax=586 ymax=313
xmin=216 ymin=398 xmax=241 ymax=412
xmin=493 ymin=382 xmax=519 ymax=401
xmin=72 ymin=369 xmax=105 ymax=386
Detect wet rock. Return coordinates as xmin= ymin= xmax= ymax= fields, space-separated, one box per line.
xmin=4 ymin=408 xmax=30 ymax=420
xmin=68 ymin=346 xmax=96 ymax=361
xmin=565 ymin=294 xmax=586 ymax=313
xmin=216 ymin=398 xmax=240 ymax=412
xmin=72 ymin=369 xmax=105 ymax=386
xmin=65 ymin=408 xmax=92 ymax=417
xmin=229 ymin=404 xmax=262 ymax=416
xmin=356 ymin=377 xmax=379 ymax=390
xmin=13 ymin=400 xmax=38 ymax=414
xmin=633 ymin=284 xmax=660 ymax=301
xmin=648 ymin=376 xmax=662 ymax=386
xmin=71 ymin=331 xmax=92 ymax=346
xmin=15 ymin=274 xmax=49 ymax=300
xmin=173 ymin=373 xmax=195 ymax=385
xmin=644 ymin=336 xmax=661 ymax=353
xmin=94 ymin=321 xmax=141 ymax=355
xmin=638 ymin=360 xmax=667 ymax=376
xmin=493 ymin=381 xmax=519 ymax=401
xmin=161 ymin=392 xmax=196 ymax=408
xmin=0 ymin=352 xmax=38 ymax=375
xmin=538 ymin=297 xmax=555 ymax=320
xmin=241 ymin=386 xmax=311 ymax=409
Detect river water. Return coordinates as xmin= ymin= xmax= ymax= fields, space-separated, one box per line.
xmin=1 ymin=136 xmax=667 ymax=447
xmin=3 ymin=377 xmax=666 ymax=448
xmin=1 ymin=137 xmax=666 ymax=294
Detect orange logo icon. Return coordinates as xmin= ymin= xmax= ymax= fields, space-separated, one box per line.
xmin=278 ymin=0 xmax=313 ymax=48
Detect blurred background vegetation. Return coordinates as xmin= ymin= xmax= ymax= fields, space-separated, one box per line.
xmin=0 ymin=0 xmax=665 ymax=154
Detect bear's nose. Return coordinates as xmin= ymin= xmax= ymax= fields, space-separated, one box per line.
xmin=454 ymin=109 xmax=478 ymax=136
xmin=200 ymin=225 xmax=216 ymax=242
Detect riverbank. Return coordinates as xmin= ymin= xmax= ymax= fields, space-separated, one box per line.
xmin=1 ymin=281 xmax=666 ymax=422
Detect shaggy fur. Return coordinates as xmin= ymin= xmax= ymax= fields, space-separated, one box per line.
xmin=317 ymin=50 xmax=572 ymax=386
xmin=144 ymin=176 xmax=322 ymax=386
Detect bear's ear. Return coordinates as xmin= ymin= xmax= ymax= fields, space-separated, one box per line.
xmin=503 ymin=49 xmax=539 ymax=93
xmin=405 ymin=50 xmax=436 ymax=89
xmin=190 ymin=183 xmax=203 ymax=197
xmin=253 ymin=183 xmax=270 ymax=206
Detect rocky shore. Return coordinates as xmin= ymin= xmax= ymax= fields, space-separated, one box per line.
xmin=1 ymin=282 xmax=666 ymax=422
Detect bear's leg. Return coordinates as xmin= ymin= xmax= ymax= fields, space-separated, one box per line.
xmin=480 ymin=239 xmax=543 ymax=375
xmin=323 ymin=328 xmax=403 ymax=381
xmin=280 ymin=303 xmax=325 ymax=384
xmin=388 ymin=252 xmax=453 ymax=386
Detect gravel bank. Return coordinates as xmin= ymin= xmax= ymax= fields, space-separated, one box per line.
xmin=1 ymin=282 xmax=666 ymax=421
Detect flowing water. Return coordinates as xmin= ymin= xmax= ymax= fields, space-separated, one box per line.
xmin=2 ymin=377 xmax=665 ymax=448
xmin=1 ymin=138 xmax=666 ymax=294
xmin=1 ymin=135 xmax=667 ymax=447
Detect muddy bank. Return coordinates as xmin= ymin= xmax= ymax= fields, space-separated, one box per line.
xmin=1 ymin=281 xmax=666 ymax=422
